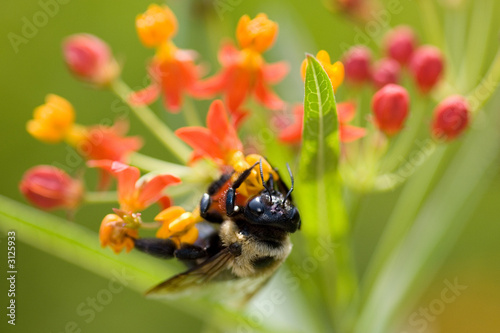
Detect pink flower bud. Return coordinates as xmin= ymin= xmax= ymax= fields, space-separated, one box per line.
xmin=371 ymin=84 xmax=410 ymax=136
xmin=431 ymin=95 xmax=470 ymax=141
xmin=409 ymin=45 xmax=444 ymax=94
xmin=19 ymin=166 xmax=83 ymax=210
xmin=63 ymin=34 xmax=120 ymax=87
xmin=384 ymin=26 xmax=418 ymax=65
xmin=372 ymin=58 xmax=401 ymax=90
xmin=343 ymin=46 xmax=372 ymax=85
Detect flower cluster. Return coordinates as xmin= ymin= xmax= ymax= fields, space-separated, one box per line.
xmin=20 ymin=5 xmax=476 ymax=257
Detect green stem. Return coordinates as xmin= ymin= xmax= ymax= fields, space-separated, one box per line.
xmin=129 ymin=152 xmax=192 ymax=176
xmin=84 ymin=191 xmax=118 ymax=204
xmin=418 ymin=0 xmax=444 ymax=48
xmin=467 ymin=48 xmax=500 ymax=113
xmin=457 ymin=0 xmax=495 ymax=92
xmin=182 ymin=97 xmax=203 ymax=126
xmin=110 ymin=80 xmax=191 ymax=164
xmin=380 ymin=96 xmax=427 ymax=174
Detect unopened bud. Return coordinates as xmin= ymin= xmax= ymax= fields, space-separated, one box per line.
xmin=371 ymin=84 xmax=410 ymax=136
xmin=431 ymin=95 xmax=470 ymax=141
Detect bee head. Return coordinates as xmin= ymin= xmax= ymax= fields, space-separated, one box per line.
xmin=242 ymin=163 xmax=301 ymax=233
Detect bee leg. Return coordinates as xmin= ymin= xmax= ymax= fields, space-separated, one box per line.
xmin=226 ymin=161 xmax=259 ymax=216
xmin=174 ymin=243 xmax=208 ymax=260
xmin=133 ymin=238 xmax=177 ymax=259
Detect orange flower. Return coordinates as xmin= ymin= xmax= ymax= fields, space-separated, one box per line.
xmin=135 ymin=4 xmax=178 ymax=47
xmin=130 ymin=43 xmax=205 ymax=112
xmin=131 ymin=5 xmax=205 ymax=112
xmin=197 ymin=14 xmax=288 ymax=113
xmin=88 ymin=160 xmax=181 ymax=213
xmin=99 ymin=213 xmax=138 ymax=254
xmin=301 ymin=50 xmax=345 ymax=92
xmin=27 ymin=94 xmax=75 ymax=143
xmin=176 ymin=100 xmax=243 ymax=166
xmin=236 ymin=14 xmax=278 ymax=53
xmin=279 ymin=102 xmax=366 ymax=145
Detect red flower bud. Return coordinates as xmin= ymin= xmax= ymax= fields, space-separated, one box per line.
xmin=371 ymin=84 xmax=410 ymax=136
xmin=409 ymin=45 xmax=444 ymax=94
xmin=343 ymin=46 xmax=372 ymax=85
xmin=384 ymin=26 xmax=418 ymax=65
xmin=19 ymin=166 xmax=83 ymax=211
xmin=431 ymin=95 xmax=470 ymax=141
xmin=63 ymin=34 xmax=120 ymax=87
xmin=372 ymin=58 xmax=401 ymax=89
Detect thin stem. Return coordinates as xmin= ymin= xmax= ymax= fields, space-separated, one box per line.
xmin=182 ymin=97 xmax=203 ymax=126
xmin=380 ymin=96 xmax=427 ymax=173
xmin=467 ymin=48 xmax=500 ymax=113
xmin=84 ymin=191 xmax=118 ymax=204
xmin=418 ymin=0 xmax=444 ymax=48
xmin=129 ymin=152 xmax=191 ymax=176
xmin=110 ymin=80 xmax=191 ymax=164
xmin=457 ymin=0 xmax=495 ymax=92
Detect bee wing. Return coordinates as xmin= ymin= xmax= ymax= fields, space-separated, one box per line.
xmin=145 ymin=248 xmax=235 ymax=297
xmin=222 ymin=273 xmax=275 ymax=308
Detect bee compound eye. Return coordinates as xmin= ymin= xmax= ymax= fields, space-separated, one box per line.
xmin=247 ymin=197 xmax=265 ymax=215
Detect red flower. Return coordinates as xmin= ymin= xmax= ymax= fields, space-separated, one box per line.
xmin=431 ymin=95 xmax=470 ymax=141
xmin=372 ymin=58 xmax=401 ymax=90
xmin=20 ymin=166 xmax=83 ymax=211
xmin=129 ymin=43 xmax=205 ymax=112
xmin=409 ymin=45 xmax=444 ymax=94
xmin=343 ymin=46 xmax=372 ymax=85
xmin=278 ymin=102 xmax=366 ymax=144
xmin=371 ymin=84 xmax=410 ymax=136
xmin=175 ymin=100 xmax=243 ymax=165
xmin=62 ymin=34 xmax=120 ymax=87
xmin=88 ymin=160 xmax=181 ymax=213
xmin=384 ymin=26 xmax=418 ymax=66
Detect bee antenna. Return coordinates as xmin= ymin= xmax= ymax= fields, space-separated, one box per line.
xmin=283 ymin=163 xmax=294 ymax=204
xmin=259 ymin=159 xmax=273 ymax=201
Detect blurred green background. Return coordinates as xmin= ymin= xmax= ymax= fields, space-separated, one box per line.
xmin=1 ymin=0 xmax=499 ymax=332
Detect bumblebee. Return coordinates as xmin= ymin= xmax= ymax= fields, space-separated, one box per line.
xmin=134 ymin=160 xmax=301 ymax=303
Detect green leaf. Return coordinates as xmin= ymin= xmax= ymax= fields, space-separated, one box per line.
xmin=298 ymin=54 xmax=347 ymax=240
xmin=296 ymin=55 xmax=357 ymax=328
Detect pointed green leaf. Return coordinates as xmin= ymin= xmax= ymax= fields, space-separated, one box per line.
xmin=298 ymin=54 xmax=347 ymax=240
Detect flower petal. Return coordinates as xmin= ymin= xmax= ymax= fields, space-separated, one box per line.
xmin=254 ymin=72 xmax=285 ymax=110
xmin=137 ymin=174 xmax=181 ymax=208
xmin=262 ymin=61 xmax=289 ymax=83
xmin=337 ymin=101 xmax=357 ymax=124
xmin=175 ymin=127 xmax=226 ymax=162
xmin=87 ymin=160 xmax=140 ymax=203
xmin=207 ymin=100 xmax=243 ymax=152
xmin=340 ymin=125 xmax=367 ymax=143
xmin=129 ymin=84 xmax=160 ymax=106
